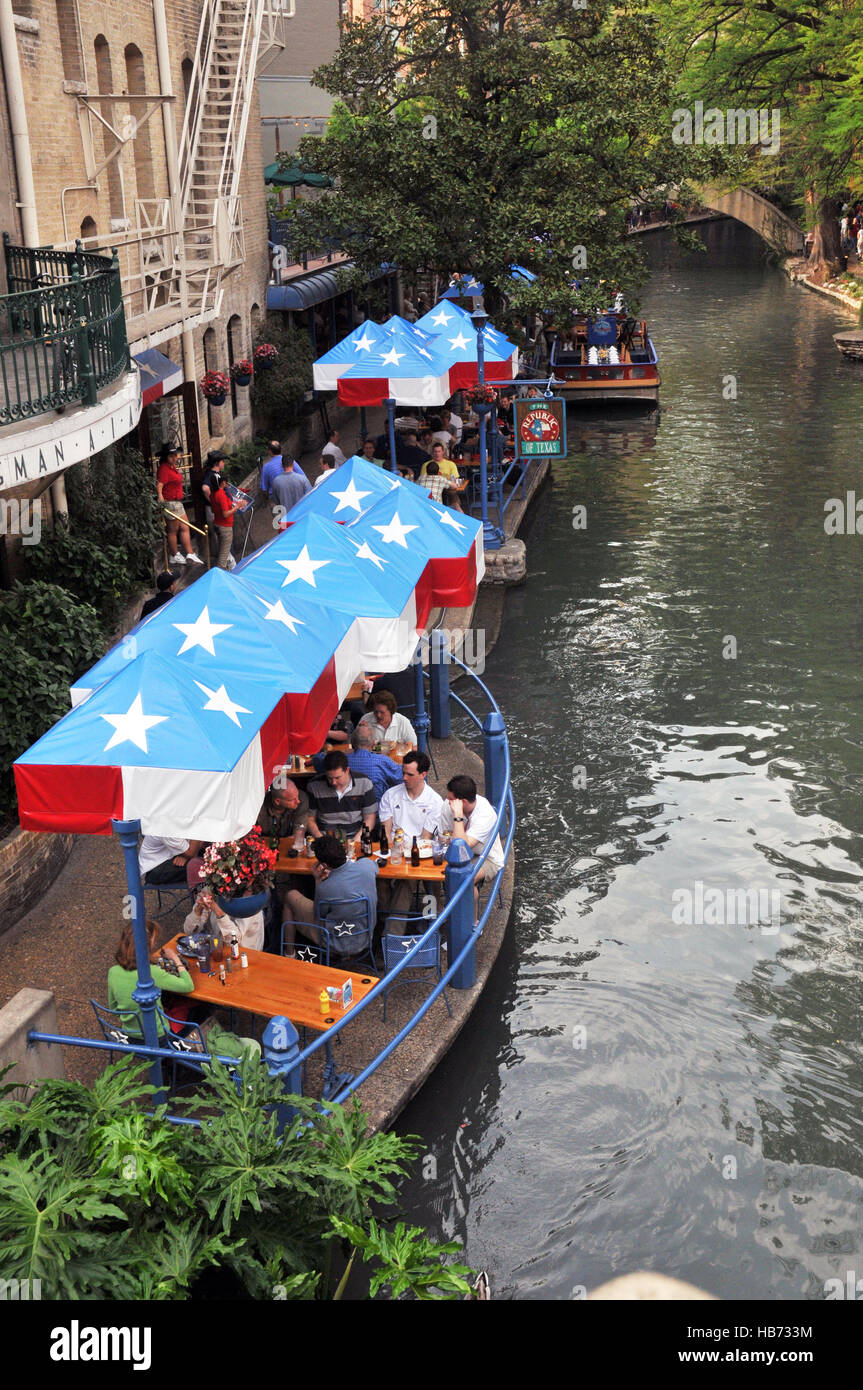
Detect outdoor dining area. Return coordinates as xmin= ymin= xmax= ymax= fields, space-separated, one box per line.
xmin=13 ymin=457 xmax=514 ymax=1115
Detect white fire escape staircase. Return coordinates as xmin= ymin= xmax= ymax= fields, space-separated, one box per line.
xmin=173 ymin=0 xmax=268 ymax=322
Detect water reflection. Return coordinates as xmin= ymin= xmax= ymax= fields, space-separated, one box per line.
xmin=396 ymin=222 xmax=863 ymax=1300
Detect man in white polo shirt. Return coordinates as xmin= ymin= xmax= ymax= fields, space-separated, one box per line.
xmin=379 ymin=751 xmax=444 ymax=920
xmin=438 ymin=773 xmax=504 ymax=920
xmin=138 ymin=834 xmax=204 ymax=885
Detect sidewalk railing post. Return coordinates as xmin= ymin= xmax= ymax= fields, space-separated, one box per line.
xmin=444 ymin=838 xmax=476 ymax=988
xmin=428 ymin=629 xmax=451 ymax=739
xmin=262 ymin=1014 xmax=303 ymax=1132
xmin=483 ymin=711 xmax=507 ymax=810
xmin=111 ymin=818 xmax=165 ymax=1098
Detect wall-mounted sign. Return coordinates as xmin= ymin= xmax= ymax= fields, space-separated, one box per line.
xmin=514 ymin=397 xmax=567 ymax=458
xmin=0 ymin=372 xmax=141 ymax=492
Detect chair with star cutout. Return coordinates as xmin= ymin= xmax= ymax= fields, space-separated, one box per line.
xmin=379 ymin=917 xmax=452 ymax=1022
xmin=279 ymin=922 xmax=330 ymax=967
xmin=315 ymin=896 xmax=376 ymax=971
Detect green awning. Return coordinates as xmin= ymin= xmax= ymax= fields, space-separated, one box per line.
xmin=264 ymin=161 xmax=333 ymax=189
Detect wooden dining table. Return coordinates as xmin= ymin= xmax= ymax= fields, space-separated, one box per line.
xmin=165 ymin=934 xmax=379 ymax=1032
xmin=274 ymin=841 xmax=446 ymax=883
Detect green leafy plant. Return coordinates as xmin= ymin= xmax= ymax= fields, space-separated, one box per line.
xmin=249 ymin=323 xmax=314 ymax=428
xmin=0 ymin=1058 xmax=473 ymax=1300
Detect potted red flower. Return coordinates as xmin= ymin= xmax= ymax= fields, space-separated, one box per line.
xmin=199 ymin=827 xmax=276 ymax=917
xmin=200 ymin=369 xmax=230 ymax=406
xmin=253 ymin=343 xmax=278 ymax=372
xmin=230 ymin=358 xmax=254 ymax=387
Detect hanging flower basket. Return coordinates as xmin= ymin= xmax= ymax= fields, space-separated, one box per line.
xmin=200 ymin=370 xmax=229 ymax=405
xmin=230 ymin=359 xmax=254 ymax=387
xmin=199 ymin=827 xmax=276 ymax=908
xmin=468 ymin=383 xmax=497 ymax=406
xmin=253 ymin=343 xmax=278 ymax=372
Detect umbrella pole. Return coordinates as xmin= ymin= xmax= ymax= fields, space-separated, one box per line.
xmin=385 ymin=396 xmax=397 ymax=473
xmin=112 ymin=819 xmax=166 ymax=1099
xmin=360 ymin=406 xmax=367 ymax=443
xmin=413 ymin=637 xmax=430 ymax=755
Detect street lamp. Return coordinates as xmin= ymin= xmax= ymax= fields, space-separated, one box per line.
xmin=470 ymin=307 xmax=504 ymax=551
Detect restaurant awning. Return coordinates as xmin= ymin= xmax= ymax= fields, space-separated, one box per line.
xmin=266 ymin=271 xmax=344 ymax=312
xmin=133 ymin=349 xmax=183 ymax=407
xmin=264 ymin=161 xmax=333 ymax=189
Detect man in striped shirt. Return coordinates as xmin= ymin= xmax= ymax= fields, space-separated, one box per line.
xmin=310 ymin=725 xmax=402 ymax=803
xmin=306 ymin=751 xmax=377 ymax=841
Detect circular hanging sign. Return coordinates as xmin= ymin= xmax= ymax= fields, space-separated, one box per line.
xmin=519 ymin=407 xmax=561 ymax=444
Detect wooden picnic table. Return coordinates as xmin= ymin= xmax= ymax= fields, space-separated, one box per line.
xmin=165 ymin=934 xmax=379 ymax=1031
xmin=275 ymin=841 xmax=446 ymax=883
xmin=280 ymin=745 xmax=413 ymax=778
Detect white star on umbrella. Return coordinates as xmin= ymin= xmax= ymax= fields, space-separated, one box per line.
xmin=353 ymin=330 xmax=375 ymax=353
xmin=431 ymin=309 xmax=452 ymax=327
xmin=276 ymin=545 xmax=330 ymax=588
xmin=194 ymin=680 xmax=252 ymax=727
xmin=255 ymin=596 xmax=305 ymax=634
xmin=433 ymin=505 xmax=468 ymax=533
xmin=330 ymin=479 xmax=372 ymax=514
xmin=351 ymin=538 xmax=387 ymax=571
xmin=449 ymin=331 xmax=470 ymax=352
xmin=380 ymin=346 xmax=405 ymax=368
xmin=173 ymin=606 xmax=231 ymax=656
xmin=417 ymin=347 xmax=432 ymax=359
xmin=101 ymin=693 xmax=168 ymax=753
xmin=372 ymin=513 xmax=419 ymax=548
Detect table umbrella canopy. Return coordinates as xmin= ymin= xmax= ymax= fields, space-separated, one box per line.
xmin=336 ymin=335 xmax=452 ymax=408
xmin=264 ymin=161 xmax=333 ymax=189
xmin=15 ymin=649 xmax=294 ymax=839
xmin=312 ymin=320 xmax=393 ymax=392
xmin=441 ymin=274 xmax=483 ymax=300
xmin=278 ymin=454 xmax=440 ymax=526
xmin=234 ymin=513 xmax=427 ymax=666
xmin=69 ymin=567 xmax=361 ymax=754
xmin=414 ymin=301 xmax=518 ymax=390
xmin=347 ymin=484 xmax=485 ymax=614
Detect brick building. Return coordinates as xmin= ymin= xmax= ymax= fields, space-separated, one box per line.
xmin=0 ymin=0 xmax=283 ymax=571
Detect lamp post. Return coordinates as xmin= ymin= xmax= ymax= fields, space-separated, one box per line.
xmin=470 ymin=307 xmax=504 ymax=551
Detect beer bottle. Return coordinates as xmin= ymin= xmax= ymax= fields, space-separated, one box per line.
xmin=360 ymin=824 xmax=373 ymax=857
xmin=379 ymin=824 xmax=389 ymax=856
xmin=410 ymin=835 xmax=420 ymax=868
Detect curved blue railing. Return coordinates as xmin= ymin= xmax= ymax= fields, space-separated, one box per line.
xmin=26 ymin=652 xmax=514 ymax=1118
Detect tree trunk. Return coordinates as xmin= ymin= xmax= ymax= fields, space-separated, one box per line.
xmin=809 ymin=195 xmax=843 ymax=279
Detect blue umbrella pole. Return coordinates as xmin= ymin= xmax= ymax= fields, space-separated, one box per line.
xmin=112 ymin=819 xmax=165 ymax=1098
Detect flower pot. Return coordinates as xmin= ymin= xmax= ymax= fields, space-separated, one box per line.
xmin=215 ymin=889 xmax=270 ymax=918
xmin=255 ymin=359 xmax=274 ymax=372
xmin=233 ymin=373 xmax=252 ymax=388
xmin=205 ymin=391 xmax=227 ymax=407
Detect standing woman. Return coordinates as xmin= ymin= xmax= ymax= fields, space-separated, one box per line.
xmin=209 ymin=469 xmax=240 ymax=569
xmin=156 ymin=444 xmax=202 ymax=568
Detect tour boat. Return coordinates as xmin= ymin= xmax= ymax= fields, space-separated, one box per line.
xmin=550 ymin=310 xmax=660 ymax=406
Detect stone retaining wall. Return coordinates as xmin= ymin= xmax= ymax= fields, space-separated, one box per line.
xmin=0 ymin=829 xmax=75 ymax=939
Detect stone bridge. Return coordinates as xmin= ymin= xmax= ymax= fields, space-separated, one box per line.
xmin=698 ymin=184 xmax=804 ymax=255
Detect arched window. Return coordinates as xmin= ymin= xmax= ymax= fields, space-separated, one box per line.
xmin=79 ymin=216 xmax=97 ymax=244
xmin=203 ymin=326 xmax=219 ymax=435
xmin=56 ymin=0 xmax=84 ymax=84
xmin=227 ymin=315 xmax=243 ymax=418
xmin=181 ymin=57 xmax=194 ymax=105
xmin=250 ymin=302 xmax=262 ymax=347
xmin=94 ymin=36 xmax=124 ymax=223
xmin=124 ymin=44 xmax=155 ymax=205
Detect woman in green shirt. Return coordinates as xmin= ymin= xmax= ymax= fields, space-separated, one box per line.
xmin=107 ymin=920 xmax=195 ymax=1035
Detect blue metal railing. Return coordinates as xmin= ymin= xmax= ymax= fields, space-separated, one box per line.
xmin=26 ymin=652 xmax=514 ymax=1120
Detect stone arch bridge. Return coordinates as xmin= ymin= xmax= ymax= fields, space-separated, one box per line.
xmin=697 ymin=185 xmax=804 ymax=255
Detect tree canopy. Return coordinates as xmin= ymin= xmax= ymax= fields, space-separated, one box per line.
xmin=278 ymin=0 xmax=715 ymax=324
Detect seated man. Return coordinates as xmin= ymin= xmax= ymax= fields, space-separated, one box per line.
xmin=311 ymin=724 xmax=402 ymax=803
xmin=357 ymin=690 xmax=417 ymax=749
xmin=360 ymin=438 xmax=386 ymax=468
xmin=423 ymin=460 xmax=449 ymax=503
xmin=256 ymin=775 xmax=310 ymax=843
xmin=396 ymin=430 xmax=430 ymax=480
xmin=379 ymin=752 xmax=444 ymax=844
xmin=139 ymin=834 xmax=204 ymax=885
xmin=284 ymin=835 xmax=378 ymax=956
xmin=306 ymin=751 xmax=377 ymax=841
xmin=438 ymin=774 xmax=505 ymax=917
xmin=419 ymin=442 xmax=460 ymax=483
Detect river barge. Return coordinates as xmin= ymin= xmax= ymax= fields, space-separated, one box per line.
xmin=550 ymin=310 xmax=660 ymax=406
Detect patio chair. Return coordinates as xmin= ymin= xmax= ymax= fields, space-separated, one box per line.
xmin=380 ymin=917 xmax=452 ymax=1022
xmin=316 ymin=896 xmax=376 ymax=970
xmin=90 ymin=999 xmax=146 ymax=1066
xmin=280 ymin=920 xmax=330 ymax=966
xmin=143 ymin=880 xmax=194 ymax=921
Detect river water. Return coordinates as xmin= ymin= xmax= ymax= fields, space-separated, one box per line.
xmin=396 ymin=221 xmax=863 ymax=1300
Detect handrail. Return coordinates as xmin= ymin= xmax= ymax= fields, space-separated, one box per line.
xmin=0 ymin=241 xmax=130 ymax=425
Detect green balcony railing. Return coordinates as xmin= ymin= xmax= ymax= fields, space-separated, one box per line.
xmin=0 ymin=234 xmax=132 ymax=427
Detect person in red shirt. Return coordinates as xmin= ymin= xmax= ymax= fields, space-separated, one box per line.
xmin=210 ymin=473 xmax=240 ymax=568
xmin=155 ymin=444 xmax=202 ymax=568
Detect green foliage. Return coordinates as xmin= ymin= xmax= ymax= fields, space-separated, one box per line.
xmin=0 ymin=1058 xmax=472 ymax=1301
xmin=278 ymin=0 xmax=709 ymax=324
xmin=249 ymin=322 xmax=314 ymax=428
xmin=330 ymin=1216 xmax=474 ymax=1301
xmin=0 ymin=580 xmax=105 ymax=822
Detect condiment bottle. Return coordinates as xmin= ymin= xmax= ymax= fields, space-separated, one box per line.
xmin=319 ymin=989 xmax=329 ymax=1015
